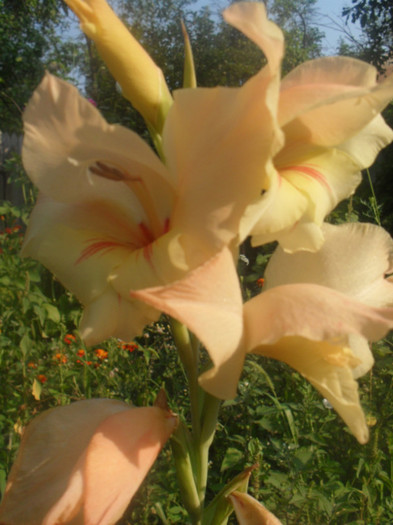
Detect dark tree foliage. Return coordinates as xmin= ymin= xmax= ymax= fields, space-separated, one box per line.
xmin=0 ymin=0 xmax=72 ymax=131
xmin=342 ymin=0 xmax=393 ymax=233
xmin=343 ymin=0 xmax=393 ymax=71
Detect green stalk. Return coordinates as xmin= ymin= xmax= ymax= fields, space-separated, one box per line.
xmin=169 ymin=319 xmax=221 ymax=524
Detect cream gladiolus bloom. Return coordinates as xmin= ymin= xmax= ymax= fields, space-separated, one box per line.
xmin=21 ymin=70 xmax=277 ymax=391
xmin=224 ymin=2 xmax=393 ymax=252
xmin=136 ymin=223 xmax=393 ymax=443
xmin=0 ymin=399 xmax=177 ymax=525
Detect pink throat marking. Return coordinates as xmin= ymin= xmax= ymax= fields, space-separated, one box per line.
xmin=75 ymin=239 xmax=130 ymax=264
xmin=280 ymin=164 xmax=331 ymax=190
xmin=75 ymin=221 xmax=162 ymax=266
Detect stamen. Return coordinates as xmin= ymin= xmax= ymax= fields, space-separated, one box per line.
xmin=89 ymin=160 xmax=167 ymax=240
xmin=89 ymin=161 xmax=125 ymax=181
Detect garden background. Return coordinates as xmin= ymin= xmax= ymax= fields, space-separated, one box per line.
xmin=1 ymin=0 xmax=393 ymax=523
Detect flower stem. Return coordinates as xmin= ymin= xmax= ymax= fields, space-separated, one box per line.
xmin=169 ymin=319 xmax=221 ymax=524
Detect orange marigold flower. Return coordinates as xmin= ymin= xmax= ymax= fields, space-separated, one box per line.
xmin=54 ymin=353 xmax=68 ymax=364
xmin=37 ymin=374 xmax=47 ymax=384
xmin=95 ymin=348 xmax=108 ymax=359
xmin=27 ymin=362 xmax=37 ymax=369
xmin=86 ymin=361 xmax=93 ymax=366
xmin=76 ymin=349 xmax=85 ymax=357
xmin=121 ymin=342 xmax=138 ymax=353
xmin=257 ymin=277 xmax=265 ymax=287
xmin=64 ymin=334 xmax=76 ymax=344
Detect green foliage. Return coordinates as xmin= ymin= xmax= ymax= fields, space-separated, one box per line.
xmin=0 ymin=0 xmax=76 ymax=132
xmin=343 ymin=0 xmax=393 ymax=71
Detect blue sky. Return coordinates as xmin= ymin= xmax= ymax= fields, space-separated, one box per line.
xmin=315 ymin=0 xmax=362 ymax=53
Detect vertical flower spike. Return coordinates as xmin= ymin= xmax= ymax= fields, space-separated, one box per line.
xmin=64 ymin=0 xmax=172 ymax=132
xmin=0 ymin=399 xmax=177 ymax=525
xmin=229 ymin=491 xmax=283 ymax=525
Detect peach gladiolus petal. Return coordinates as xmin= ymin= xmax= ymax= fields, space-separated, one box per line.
xmin=229 ymin=491 xmax=283 ymax=525
xmin=253 ymin=337 xmax=369 ymax=443
xmin=166 ymin=2 xmax=284 ymax=247
xmin=280 ymin=57 xmax=393 ymax=147
xmin=0 ymin=400 xmax=177 ymax=525
xmin=244 ymin=283 xmax=393 ymax=349
xmin=23 ymin=74 xmax=174 ymax=212
xmin=132 ymin=247 xmax=244 ymax=399
xmin=82 ymin=407 xmax=177 ymax=525
xmin=223 ymin=2 xmax=284 ymax=71
xmin=264 ymin=222 xmax=393 ymax=308
xmin=0 ymin=400 xmax=129 ymax=525
xmin=244 ymin=284 xmax=393 ymax=442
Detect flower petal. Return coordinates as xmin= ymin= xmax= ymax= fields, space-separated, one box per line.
xmin=165 ymin=2 xmax=284 ymax=247
xmin=252 ymin=337 xmax=369 ymax=443
xmin=264 ymin=222 xmax=393 ymax=308
xmin=0 ymin=400 xmax=130 ymax=525
xmin=244 ymin=283 xmax=393 ymax=349
xmin=280 ymin=57 xmax=393 ymax=147
xmin=131 ymin=247 xmax=244 ymax=399
xmin=23 ymin=74 xmax=174 ymax=218
xmin=223 ymin=2 xmax=284 ymax=71
xmin=229 ymin=491 xmax=283 ymax=525
xmin=82 ymin=407 xmax=177 ymax=525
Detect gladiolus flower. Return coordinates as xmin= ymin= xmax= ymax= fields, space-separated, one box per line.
xmin=242 ymin=222 xmax=393 ymax=443
xmin=0 ymin=399 xmax=177 ymax=525
xmin=21 ymin=64 xmax=276 ymax=389
xmin=229 ymin=491 xmax=283 ymax=525
xmin=136 ymin=222 xmax=393 ymax=443
xmin=224 ymin=2 xmax=393 ymax=252
xmin=64 ymin=0 xmax=173 ymax=132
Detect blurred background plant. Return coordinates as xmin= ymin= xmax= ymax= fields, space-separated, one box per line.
xmin=1 ymin=0 xmax=393 ymax=523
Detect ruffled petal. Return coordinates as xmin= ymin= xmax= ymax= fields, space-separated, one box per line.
xmin=244 ymin=283 xmax=393 ymax=348
xmin=131 ymin=247 xmax=244 ymax=399
xmin=223 ymin=2 xmax=284 ymax=71
xmin=280 ymin=57 xmax=393 ymax=147
xmin=265 ymin=222 xmax=393 ymax=307
xmin=23 ymin=74 xmax=174 ymax=221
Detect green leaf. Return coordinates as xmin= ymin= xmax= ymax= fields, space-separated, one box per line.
xmin=220 ymin=447 xmax=244 ymax=472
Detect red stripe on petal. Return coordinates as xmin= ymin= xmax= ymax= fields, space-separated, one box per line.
xmin=76 ymin=238 xmax=134 ymax=264
xmin=281 ymin=164 xmax=331 ymax=190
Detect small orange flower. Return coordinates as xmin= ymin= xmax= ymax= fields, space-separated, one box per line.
xmin=54 ymin=353 xmax=68 ymax=364
xmin=27 ymin=362 xmax=37 ymax=369
xmin=95 ymin=348 xmax=108 ymax=360
xmin=64 ymin=334 xmax=76 ymax=345
xmin=37 ymin=374 xmax=47 ymax=384
xmin=257 ymin=277 xmax=265 ymax=287
xmin=121 ymin=342 xmax=138 ymax=353
xmin=86 ymin=361 xmax=93 ymax=366
xmin=76 ymin=349 xmax=85 ymax=357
